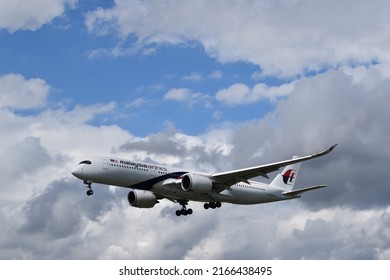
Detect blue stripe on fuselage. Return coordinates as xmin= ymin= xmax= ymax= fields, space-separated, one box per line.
xmin=127 ymin=172 xmax=187 ymax=190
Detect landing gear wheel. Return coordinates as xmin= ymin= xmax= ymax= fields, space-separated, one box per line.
xmin=204 ymin=201 xmax=221 ymax=210
xmin=86 ymin=189 xmax=94 ymax=196
xmin=176 ymin=208 xmax=193 ymax=216
xmin=176 ymin=200 xmax=192 ymax=216
xmin=83 ymin=180 xmax=93 ymax=196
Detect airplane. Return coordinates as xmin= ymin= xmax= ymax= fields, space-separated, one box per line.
xmin=71 ymin=144 xmax=337 ymax=216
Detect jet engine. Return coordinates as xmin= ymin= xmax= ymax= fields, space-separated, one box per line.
xmin=127 ymin=189 xmax=158 ymax=208
xmin=181 ymin=173 xmax=213 ymax=193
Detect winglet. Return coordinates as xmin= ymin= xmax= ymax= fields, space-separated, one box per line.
xmin=326 ymin=144 xmax=338 ymax=154
xmin=318 ymin=144 xmax=337 ymax=155
xmin=309 ymin=144 xmax=337 ymax=160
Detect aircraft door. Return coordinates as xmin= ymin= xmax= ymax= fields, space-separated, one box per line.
xmin=102 ymin=158 xmax=109 ymax=170
xmin=149 ymin=165 xmax=159 ymax=178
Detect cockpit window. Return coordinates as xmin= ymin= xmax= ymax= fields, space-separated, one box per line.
xmin=79 ymin=160 xmax=92 ymax=165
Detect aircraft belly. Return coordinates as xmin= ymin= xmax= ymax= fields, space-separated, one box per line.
xmin=220 ymin=186 xmax=281 ymax=205
xmin=153 ymin=184 xmax=210 ymax=202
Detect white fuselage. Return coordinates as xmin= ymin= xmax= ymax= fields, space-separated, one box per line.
xmin=71 ymin=156 xmax=294 ymax=205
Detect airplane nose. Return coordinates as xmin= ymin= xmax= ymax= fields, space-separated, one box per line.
xmin=71 ymin=166 xmax=83 ymax=179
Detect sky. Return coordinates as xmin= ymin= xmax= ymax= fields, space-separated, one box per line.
xmin=1 ymin=0 xmax=390 ymax=260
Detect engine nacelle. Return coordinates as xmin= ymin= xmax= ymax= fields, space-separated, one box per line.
xmin=127 ymin=189 xmax=158 ymax=208
xmin=181 ymin=173 xmax=213 ymax=193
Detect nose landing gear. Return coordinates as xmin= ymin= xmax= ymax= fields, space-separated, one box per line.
xmin=86 ymin=189 xmax=94 ymax=196
xmin=84 ymin=180 xmax=94 ymax=196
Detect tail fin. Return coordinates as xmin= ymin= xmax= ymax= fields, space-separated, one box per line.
xmin=270 ymin=156 xmax=301 ymax=191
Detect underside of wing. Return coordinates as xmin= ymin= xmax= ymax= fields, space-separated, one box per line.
xmin=161 ymin=178 xmax=182 ymax=186
xmin=211 ymin=144 xmax=337 ymax=190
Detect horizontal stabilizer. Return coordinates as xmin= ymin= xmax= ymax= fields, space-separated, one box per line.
xmin=282 ymin=185 xmax=327 ymax=196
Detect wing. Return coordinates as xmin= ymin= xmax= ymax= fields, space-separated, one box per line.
xmin=211 ymin=144 xmax=337 ymax=188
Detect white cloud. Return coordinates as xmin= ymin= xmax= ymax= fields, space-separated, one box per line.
xmin=0 ymin=137 xmax=52 ymax=200
xmin=215 ymin=83 xmax=251 ymax=105
xmin=0 ymin=73 xmax=51 ymax=109
xmin=85 ymin=0 xmax=390 ymax=77
xmin=0 ymin=73 xmax=132 ymax=201
xmin=2 ymin=65 xmax=390 ymax=259
xmin=181 ymin=72 xmax=204 ymax=82
xmin=164 ymin=88 xmax=212 ymax=108
xmin=209 ymin=70 xmax=223 ymax=80
xmin=164 ymin=88 xmax=190 ymax=102
xmin=216 ymin=82 xmax=295 ymax=105
xmin=0 ymin=0 xmax=77 ymax=32
xmin=184 ymin=205 xmax=390 ymax=259
xmin=118 ymin=122 xmax=233 ymax=171
xmin=129 ymin=97 xmax=152 ymax=107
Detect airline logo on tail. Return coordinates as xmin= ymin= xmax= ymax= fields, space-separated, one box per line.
xmin=282 ymin=169 xmax=296 ymax=185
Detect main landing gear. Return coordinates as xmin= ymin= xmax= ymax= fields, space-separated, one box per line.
xmin=175 ymin=200 xmax=222 ymax=217
xmin=176 ymin=200 xmax=193 ymax=216
xmin=84 ymin=180 xmax=94 ymax=196
xmin=204 ymin=201 xmax=222 ymax=210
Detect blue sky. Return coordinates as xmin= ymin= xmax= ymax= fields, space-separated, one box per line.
xmin=1 ymin=0 xmax=390 ymax=260
xmin=1 ymin=3 xmax=279 ymax=136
